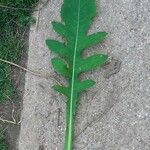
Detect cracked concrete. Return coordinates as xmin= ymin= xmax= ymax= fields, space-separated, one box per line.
xmin=18 ymin=0 xmax=150 ymax=149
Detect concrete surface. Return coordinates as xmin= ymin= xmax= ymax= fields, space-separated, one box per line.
xmin=18 ymin=0 xmax=150 ymax=149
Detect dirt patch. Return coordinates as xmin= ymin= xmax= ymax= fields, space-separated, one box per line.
xmin=0 ymin=29 xmax=29 ymax=150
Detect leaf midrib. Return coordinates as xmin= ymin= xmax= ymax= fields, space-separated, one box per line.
xmin=68 ymin=0 xmax=81 ymax=148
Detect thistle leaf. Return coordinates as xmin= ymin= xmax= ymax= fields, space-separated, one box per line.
xmin=46 ymin=0 xmax=108 ymax=149
xmin=51 ymin=57 xmax=70 ymax=78
xmin=52 ymin=21 xmax=66 ymax=37
xmin=77 ymin=54 xmax=108 ymax=73
xmin=53 ymin=85 xmax=69 ymax=98
xmin=46 ymin=39 xmax=69 ymax=57
xmin=85 ymin=32 xmax=108 ymax=49
xmin=76 ymin=79 xmax=95 ymax=92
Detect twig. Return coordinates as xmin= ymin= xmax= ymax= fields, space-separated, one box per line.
xmin=17 ymin=120 xmax=21 ymax=125
xmin=11 ymin=100 xmax=16 ymax=123
xmin=0 ymin=58 xmax=50 ymax=79
xmin=3 ymin=94 xmax=19 ymax=125
xmin=0 ymin=4 xmax=35 ymax=11
xmin=36 ymin=6 xmax=40 ymax=31
xmin=0 ymin=58 xmax=63 ymax=85
xmin=0 ymin=117 xmax=17 ymax=125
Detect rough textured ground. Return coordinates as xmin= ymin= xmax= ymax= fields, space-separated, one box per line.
xmin=0 ymin=30 xmax=29 ymax=150
xmin=18 ymin=0 xmax=150 ymax=149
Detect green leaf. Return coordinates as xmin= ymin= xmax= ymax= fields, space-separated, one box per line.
xmin=51 ymin=57 xmax=70 ymax=78
xmin=53 ymin=85 xmax=69 ymax=97
xmin=46 ymin=0 xmax=108 ymax=149
xmin=79 ymin=32 xmax=107 ymax=50
xmin=77 ymin=54 xmax=108 ymax=73
xmin=76 ymin=79 xmax=95 ymax=92
xmin=46 ymin=39 xmax=69 ymax=58
xmin=86 ymin=32 xmax=108 ymax=48
xmin=52 ymin=21 xmax=66 ymax=37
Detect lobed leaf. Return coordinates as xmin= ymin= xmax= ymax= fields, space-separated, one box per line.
xmin=79 ymin=32 xmax=108 ymax=51
xmin=76 ymin=79 xmax=95 ymax=92
xmin=52 ymin=21 xmax=66 ymax=38
xmin=77 ymin=54 xmax=108 ymax=73
xmin=46 ymin=39 xmax=69 ymax=57
xmin=46 ymin=0 xmax=108 ymax=149
xmin=51 ymin=57 xmax=70 ymax=78
xmin=52 ymin=85 xmax=69 ymax=98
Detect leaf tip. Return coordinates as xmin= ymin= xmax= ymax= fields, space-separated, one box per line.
xmin=102 ymin=32 xmax=108 ymax=38
xmin=89 ymin=79 xmax=96 ymax=85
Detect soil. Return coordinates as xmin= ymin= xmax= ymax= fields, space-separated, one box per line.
xmin=0 ymin=28 xmax=29 ymax=150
